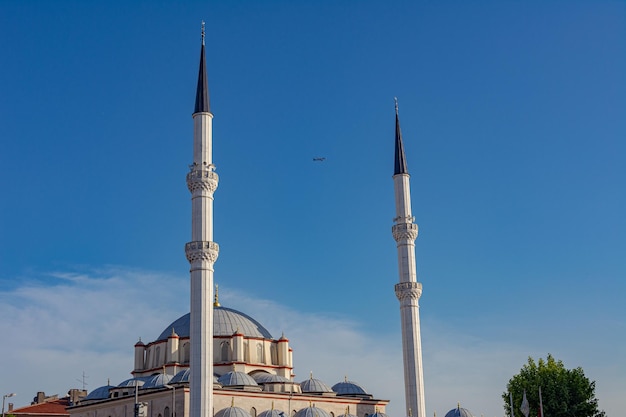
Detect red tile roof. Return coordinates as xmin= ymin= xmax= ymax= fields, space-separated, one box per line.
xmin=9 ymin=399 xmax=69 ymax=416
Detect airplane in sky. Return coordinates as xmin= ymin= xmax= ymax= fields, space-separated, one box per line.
xmin=312 ymin=157 xmax=326 ymax=162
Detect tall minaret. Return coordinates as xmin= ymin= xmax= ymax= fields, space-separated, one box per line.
xmin=392 ymin=98 xmax=425 ymax=417
xmin=185 ymin=22 xmax=219 ymax=417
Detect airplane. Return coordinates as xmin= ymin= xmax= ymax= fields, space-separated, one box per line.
xmin=312 ymin=157 xmax=326 ymax=162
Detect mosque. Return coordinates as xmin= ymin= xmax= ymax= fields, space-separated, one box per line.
xmin=67 ymin=29 xmax=477 ymax=417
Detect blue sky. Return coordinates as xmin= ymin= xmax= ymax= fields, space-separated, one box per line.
xmin=1 ymin=1 xmax=624 ymax=417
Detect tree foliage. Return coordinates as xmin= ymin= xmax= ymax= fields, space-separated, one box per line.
xmin=503 ymin=354 xmax=605 ymax=417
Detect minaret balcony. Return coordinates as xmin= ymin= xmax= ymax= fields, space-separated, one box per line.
xmin=392 ymin=223 xmax=418 ymax=242
xmin=185 ymin=240 xmax=219 ymax=263
xmin=186 ymin=168 xmax=219 ymax=194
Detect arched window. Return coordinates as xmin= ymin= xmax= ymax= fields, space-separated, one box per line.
xmin=182 ymin=342 xmax=190 ymax=363
xmin=270 ymin=344 xmax=278 ymax=365
xmin=256 ymin=343 xmax=264 ymax=364
xmin=164 ymin=406 xmax=170 ymax=417
xmin=155 ymin=346 xmax=161 ymax=367
xmin=220 ymin=341 xmax=230 ymax=361
xmin=243 ymin=341 xmax=250 ymax=362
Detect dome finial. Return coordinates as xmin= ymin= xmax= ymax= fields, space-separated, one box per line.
xmin=408 ymin=408 xmax=412 ymax=417
xmin=394 ymin=97 xmax=399 ymax=115
xmin=214 ymin=284 xmax=220 ymax=307
xmin=231 ymin=397 xmax=235 ymax=407
xmin=344 ymin=375 xmax=347 ymax=382
xmin=271 ymin=402 xmax=274 ymax=411
xmin=309 ymin=371 xmax=313 ymax=380
xmin=201 ymin=20 xmax=205 ymax=46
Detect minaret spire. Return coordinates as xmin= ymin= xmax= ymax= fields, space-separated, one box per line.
xmin=394 ymin=97 xmax=408 ymax=175
xmin=392 ymin=99 xmax=426 ymax=417
xmin=186 ymin=22 xmax=219 ymax=417
xmin=194 ymin=21 xmax=210 ymax=114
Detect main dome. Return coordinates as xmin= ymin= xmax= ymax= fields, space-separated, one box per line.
xmin=156 ymin=306 xmax=273 ymax=341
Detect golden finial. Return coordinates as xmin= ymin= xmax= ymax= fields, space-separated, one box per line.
xmin=345 ymin=406 xmax=350 ymax=416
xmin=344 ymin=375 xmax=348 ymax=382
xmin=201 ymin=21 xmax=205 ymax=46
xmin=163 ymin=365 xmax=166 ymax=374
xmin=214 ymin=284 xmax=220 ymax=307
xmin=408 ymin=408 xmax=412 ymax=417
xmin=107 ymin=378 xmax=110 ymax=386
xmin=457 ymin=403 xmax=460 ymax=409
xmin=231 ymin=397 xmax=235 ymax=407
xmin=309 ymin=371 xmax=313 ymax=379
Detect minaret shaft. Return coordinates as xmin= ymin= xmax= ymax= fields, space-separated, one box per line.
xmin=392 ymin=102 xmax=425 ymax=417
xmin=186 ymin=39 xmax=218 ymax=417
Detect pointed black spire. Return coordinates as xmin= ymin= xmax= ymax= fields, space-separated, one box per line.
xmin=394 ymin=97 xmax=409 ymax=175
xmin=194 ymin=21 xmax=210 ymax=114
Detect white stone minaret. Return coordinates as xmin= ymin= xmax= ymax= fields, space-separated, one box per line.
xmin=185 ymin=22 xmax=218 ymax=417
xmin=392 ymin=99 xmax=425 ymax=417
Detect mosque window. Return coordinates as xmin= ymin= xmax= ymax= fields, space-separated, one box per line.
xmin=244 ymin=341 xmax=250 ymax=362
xmin=182 ymin=342 xmax=190 ymax=363
xmin=256 ymin=343 xmax=264 ymax=364
xmin=220 ymin=342 xmax=230 ymax=361
xmin=164 ymin=406 xmax=170 ymax=417
xmin=270 ymin=344 xmax=278 ymax=365
xmin=155 ymin=347 xmax=161 ymax=366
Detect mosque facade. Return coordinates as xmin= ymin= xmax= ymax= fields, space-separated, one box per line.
xmin=67 ymin=29 xmax=444 ymax=417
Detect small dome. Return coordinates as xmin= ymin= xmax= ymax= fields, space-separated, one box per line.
xmin=332 ymin=380 xmax=369 ymax=396
xmin=444 ymin=406 xmax=474 ymax=417
xmin=252 ymin=373 xmax=274 ymax=383
xmin=218 ymin=371 xmax=259 ymax=387
xmin=258 ymin=409 xmax=286 ymax=417
xmin=142 ymin=373 xmax=173 ymax=389
xmin=368 ymin=412 xmax=388 ymax=417
xmin=300 ymin=377 xmax=332 ymax=393
xmin=294 ymin=406 xmax=332 ymax=417
xmin=83 ymin=385 xmax=114 ymax=401
xmin=118 ymin=377 xmax=148 ymax=387
xmin=215 ymin=406 xmax=253 ymax=417
xmin=157 ymin=306 xmax=273 ymax=341
xmin=170 ymin=369 xmax=190 ymax=384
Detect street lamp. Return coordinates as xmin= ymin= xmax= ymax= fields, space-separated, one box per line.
xmin=163 ymin=385 xmax=175 ymax=417
xmin=2 ymin=393 xmax=16 ymax=417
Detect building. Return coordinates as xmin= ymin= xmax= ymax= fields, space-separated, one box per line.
xmin=68 ymin=27 xmax=427 ymax=417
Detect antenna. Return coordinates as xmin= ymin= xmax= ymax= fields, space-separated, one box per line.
xmin=75 ymin=371 xmax=89 ymax=390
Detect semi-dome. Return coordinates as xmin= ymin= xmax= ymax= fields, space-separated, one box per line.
xmin=83 ymin=385 xmax=114 ymax=401
xmin=444 ymin=406 xmax=474 ymax=417
xmin=142 ymin=373 xmax=173 ymax=389
xmin=156 ymin=306 xmax=273 ymax=341
xmin=118 ymin=377 xmax=148 ymax=387
xmin=218 ymin=371 xmax=259 ymax=387
xmin=332 ymin=380 xmax=369 ymax=396
xmin=215 ymin=406 xmax=253 ymax=417
xmin=300 ymin=376 xmax=333 ymax=393
xmin=170 ymin=369 xmax=190 ymax=384
xmin=294 ymin=406 xmax=332 ymax=417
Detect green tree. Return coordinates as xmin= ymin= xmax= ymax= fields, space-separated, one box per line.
xmin=503 ymin=354 xmax=605 ymax=417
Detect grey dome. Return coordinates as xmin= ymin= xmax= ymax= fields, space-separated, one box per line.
xmin=444 ymin=407 xmax=474 ymax=417
xmin=83 ymin=385 xmax=114 ymax=401
xmin=300 ymin=377 xmax=333 ymax=393
xmin=332 ymin=380 xmax=369 ymax=395
xmin=294 ymin=406 xmax=332 ymax=417
xmin=215 ymin=407 xmax=253 ymax=417
xmin=368 ymin=412 xmax=389 ymax=417
xmin=258 ymin=410 xmax=286 ymax=417
xmin=217 ymin=371 xmax=259 ymax=387
xmin=170 ymin=369 xmax=190 ymax=384
xmin=157 ymin=306 xmax=273 ymax=341
xmin=142 ymin=373 xmax=173 ymax=389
